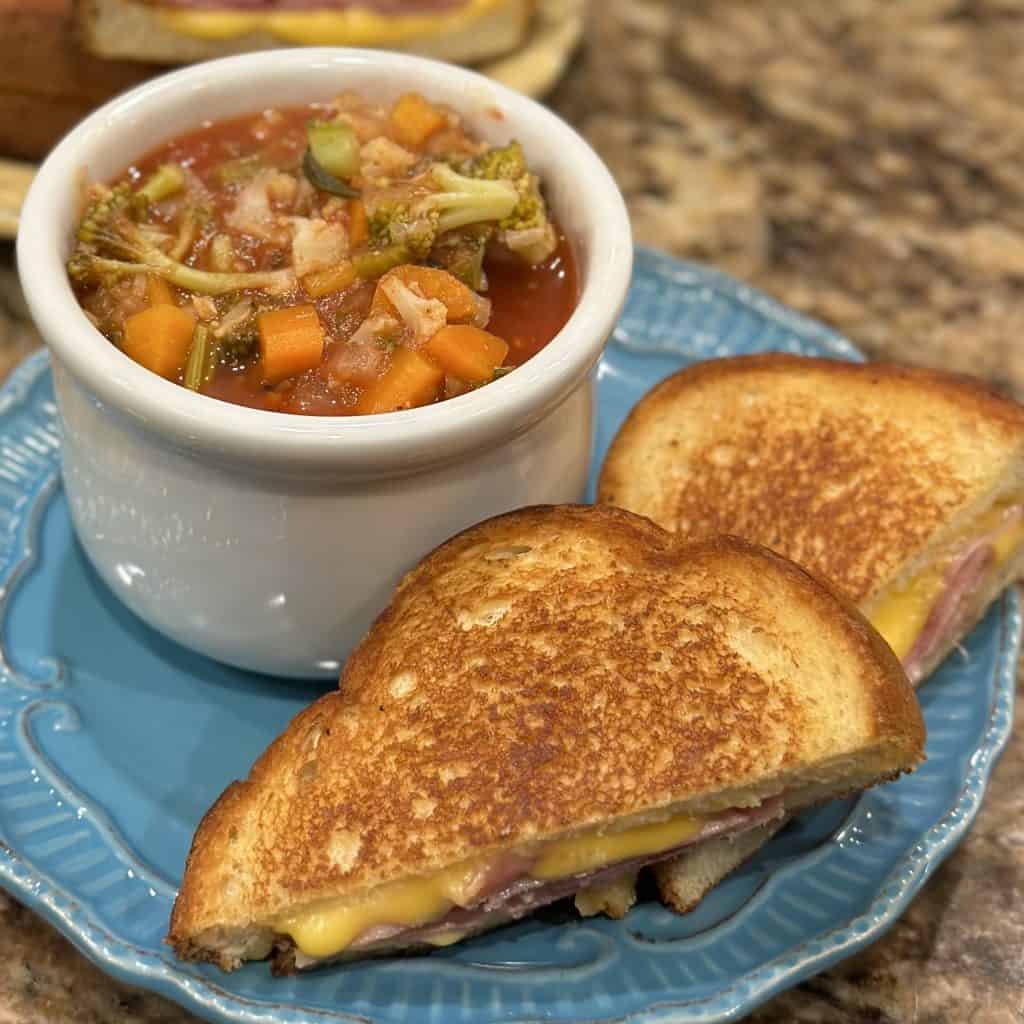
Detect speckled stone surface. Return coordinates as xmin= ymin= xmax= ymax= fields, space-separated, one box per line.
xmin=0 ymin=1 xmax=1023 ymax=1020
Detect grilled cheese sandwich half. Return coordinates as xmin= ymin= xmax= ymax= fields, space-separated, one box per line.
xmin=599 ymin=354 xmax=1024 ymax=685
xmin=167 ymin=506 xmax=924 ymax=972
xmin=597 ymin=354 xmax=1024 ymax=919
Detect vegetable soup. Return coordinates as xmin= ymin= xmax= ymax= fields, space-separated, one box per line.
xmin=67 ymin=91 xmax=578 ymax=415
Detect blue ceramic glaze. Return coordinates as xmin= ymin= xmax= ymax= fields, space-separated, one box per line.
xmin=0 ymin=248 xmax=1015 ymax=1024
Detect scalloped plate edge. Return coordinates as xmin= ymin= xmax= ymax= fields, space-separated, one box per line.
xmin=0 ymin=255 xmax=1016 ymax=1023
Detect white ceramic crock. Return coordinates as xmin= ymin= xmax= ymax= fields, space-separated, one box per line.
xmin=16 ymin=49 xmax=633 ymax=678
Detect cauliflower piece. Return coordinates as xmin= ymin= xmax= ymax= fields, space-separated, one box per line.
xmin=501 ymin=223 xmax=557 ymax=266
xmin=266 ymin=172 xmax=298 ymax=207
xmin=359 ymin=138 xmax=417 ymax=182
xmin=226 ymin=171 xmax=283 ymax=242
xmin=290 ymin=217 xmax=349 ymax=278
xmin=379 ymin=277 xmax=447 ymax=348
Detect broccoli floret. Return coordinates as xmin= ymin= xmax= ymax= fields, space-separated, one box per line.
xmin=68 ymin=187 xmax=294 ymax=296
xmin=367 ymin=201 xmax=436 ymax=260
xmin=458 ymin=142 xmax=556 ymax=265
xmin=137 ymin=163 xmax=185 ymax=205
xmin=366 ymin=162 xmax=518 ymax=260
xmin=499 ymin=196 xmax=557 ymax=265
xmin=218 ymin=324 xmax=259 ymax=362
xmin=426 ymin=164 xmax=518 ymax=234
xmin=460 ymin=141 xmax=529 ymax=182
xmin=75 ymin=183 xmax=135 ymax=245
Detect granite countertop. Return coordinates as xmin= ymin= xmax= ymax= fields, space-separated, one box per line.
xmin=1 ymin=1 xmax=1023 ymax=1020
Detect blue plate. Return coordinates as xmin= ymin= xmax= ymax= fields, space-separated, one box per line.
xmin=0 ymin=248 xmax=1016 ymax=1024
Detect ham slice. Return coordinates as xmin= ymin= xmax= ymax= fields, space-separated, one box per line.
xmin=902 ymin=504 xmax=1024 ymax=684
xmin=290 ymin=797 xmax=786 ymax=963
xmin=903 ymin=542 xmax=992 ymax=683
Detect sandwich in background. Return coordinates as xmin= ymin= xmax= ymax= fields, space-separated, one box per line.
xmin=168 ymin=504 xmax=924 ymax=972
xmin=77 ymin=0 xmax=536 ymax=65
xmin=1 ymin=2 xmax=568 ymax=165
xmin=596 ymin=353 xmax=1024 ymax=916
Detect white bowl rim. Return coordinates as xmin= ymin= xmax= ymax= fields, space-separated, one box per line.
xmin=17 ymin=48 xmax=632 ymax=474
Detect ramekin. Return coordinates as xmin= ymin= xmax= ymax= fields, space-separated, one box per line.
xmin=17 ymin=49 xmax=632 ymax=677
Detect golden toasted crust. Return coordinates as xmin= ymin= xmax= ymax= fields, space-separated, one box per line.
xmin=598 ymin=355 xmax=1024 ymax=604
xmin=654 ymin=818 xmax=786 ymax=915
xmin=575 ymin=872 xmax=637 ymax=919
xmin=168 ymin=505 xmax=923 ymax=961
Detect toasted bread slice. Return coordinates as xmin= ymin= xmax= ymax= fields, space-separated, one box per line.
xmin=77 ymin=0 xmax=533 ymax=65
xmin=574 ymin=872 xmax=637 ymax=920
xmin=652 ymin=818 xmax=786 ymax=915
xmin=599 ymin=354 xmax=1024 ymax=680
xmin=578 ymin=818 xmax=785 ymax=921
xmin=168 ymin=505 xmax=923 ymax=972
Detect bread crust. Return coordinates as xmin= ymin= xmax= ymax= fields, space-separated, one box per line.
xmin=598 ymin=354 xmax=1024 ymax=606
xmin=168 ymin=504 xmax=924 ymax=966
xmin=654 ymin=818 xmax=786 ymax=915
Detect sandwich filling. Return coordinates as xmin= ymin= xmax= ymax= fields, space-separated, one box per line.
xmin=145 ymin=0 xmax=506 ymax=44
xmin=867 ymin=499 xmax=1024 ymax=682
xmin=273 ymin=798 xmax=784 ymax=963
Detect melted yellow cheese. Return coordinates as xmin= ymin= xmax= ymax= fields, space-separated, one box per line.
xmin=531 ymin=813 xmax=705 ymax=880
xmin=274 ymin=809 xmax=706 ymax=959
xmin=275 ymin=858 xmax=486 ymax=959
xmin=155 ymin=0 xmax=502 ymax=45
xmin=867 ymin=499 xmax=1024 ymax=660
xmin=425 ymin=929 xmax=468 ymax=947
xmin=867 ymin=565 xmax=946 ymax=661
xmin=992 ymin=510 xmax=1024 ymax=564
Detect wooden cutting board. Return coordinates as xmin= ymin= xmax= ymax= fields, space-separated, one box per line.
xmin=0 ymin=1 xmax=159 ymax=163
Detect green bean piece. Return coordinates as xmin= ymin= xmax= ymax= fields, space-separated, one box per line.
xmin=138 ymin=163 xmax=185 ymax=204
xmin=352 ymin=245 xmax=409 ymax=280
xmin=209 ymin=234 xmax=236 ymax=273
xmin=184 ymin=324 xmax=213 ymax=392
xmin=306 ymin=120 xmax=360 ymax=180
xmin=201 ymin=335 xmax=221 ymax=387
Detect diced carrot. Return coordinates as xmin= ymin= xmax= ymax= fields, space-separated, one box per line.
xmin=425 ymin=325 xmax=509 ymax=385
xmin=303 ymin=260 xmax=357 ymax=298
xmin=389 ymin=93 xmax=446 ymax=149
xmin=147 ymin=275 xmax=176 ymax=307
xmin=354 ymin=346 xmax=443 ymax=414
xmin=257 ymin=305 xmax=326 ymax=385
xmin=122 ymin=304 xmax=196 ymax=380
xmin=371 ymin=265 xmax=479 ymax=322
xmin=347 ymin=199 xmax=368 ymax=249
